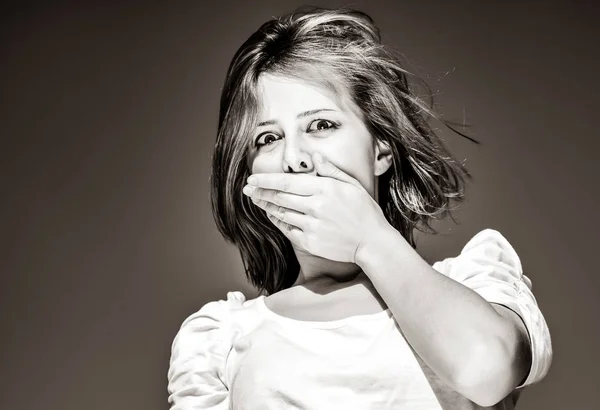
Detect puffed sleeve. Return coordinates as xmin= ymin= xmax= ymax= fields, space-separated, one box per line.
xmin=432 ymin=229 xmax=553 ymax=389
xmin=167 ymin=291 xmax=246 ymax=409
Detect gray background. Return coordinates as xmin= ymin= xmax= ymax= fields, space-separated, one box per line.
xmin=1 ymin=1 xmax=597 ymax=409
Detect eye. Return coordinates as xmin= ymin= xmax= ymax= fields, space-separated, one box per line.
xmin=307 ymin=119 xmax=339 ymax=133
xmin=255 ymin=132 xmax=282 ymax=148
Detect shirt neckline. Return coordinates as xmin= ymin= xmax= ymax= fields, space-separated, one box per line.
xmin=257 ymin=295 xmax=392 ymax=329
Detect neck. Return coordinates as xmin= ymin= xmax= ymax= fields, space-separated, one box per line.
xmin=291 ymin=246 xmax=364 ymax=287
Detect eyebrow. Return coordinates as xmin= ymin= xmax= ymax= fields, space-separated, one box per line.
xmin=257 ymin=108 xmax=337 ymax=127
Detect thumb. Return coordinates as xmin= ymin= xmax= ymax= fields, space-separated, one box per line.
xmin=313 ymin=153 xmax=362 ymax=188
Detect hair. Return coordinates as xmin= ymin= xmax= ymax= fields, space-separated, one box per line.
xmin=211 ymin=6 xmax=476 ymax=296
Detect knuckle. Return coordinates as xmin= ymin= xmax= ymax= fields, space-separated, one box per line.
xmin=307 ymin=218 xmax=318 ymax=233
xmin=281 ymin=176 xmax=290 ymax=191
xmin=308 ymin=199 xmax=322 ymax=215
xmin=314 ymin=198 xmax=324 ymax=214
xmin=306 ymin=202 xmax=315 ymax=215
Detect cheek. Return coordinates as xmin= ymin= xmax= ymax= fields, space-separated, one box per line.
xmin=250 ymin=152 xmax=281 ymax=174
xmin=326 ymin=146 xmax=376 ymax=195
xmin=353 ymin=164 xmax=376 ymax=197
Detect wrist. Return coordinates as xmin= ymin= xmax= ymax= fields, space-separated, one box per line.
xmin=355 ymin=222 xmax=403 ymax=269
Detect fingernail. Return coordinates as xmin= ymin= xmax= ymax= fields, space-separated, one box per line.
xmin=247 ymin=176 xmax=257 ymax=185
xmin=242 ymin=185 xmax=252 ymax=196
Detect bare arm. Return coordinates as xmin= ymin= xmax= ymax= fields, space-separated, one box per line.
xmin=355 ymin=226 xmax=532 ymax=407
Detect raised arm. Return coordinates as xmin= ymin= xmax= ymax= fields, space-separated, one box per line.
xmin=355 ymin=228 xmax=552 ymax=407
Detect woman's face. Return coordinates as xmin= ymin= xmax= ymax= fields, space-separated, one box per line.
xmin=248 ymin=74 xmax=390 ymax=197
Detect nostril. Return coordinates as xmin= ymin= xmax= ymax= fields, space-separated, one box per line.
xmin=286 ymin=161 xmax=309 ymax=173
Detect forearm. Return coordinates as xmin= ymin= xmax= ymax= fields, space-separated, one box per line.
xmin=356 ymin=225 xmax=520 ymax=405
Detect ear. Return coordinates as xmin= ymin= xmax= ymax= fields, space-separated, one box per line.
xmin=373 ymin=139 xmax=393 ymax=176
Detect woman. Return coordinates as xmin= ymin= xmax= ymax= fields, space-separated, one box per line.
xmin=168 ymin=7 xmax=552 ymax=409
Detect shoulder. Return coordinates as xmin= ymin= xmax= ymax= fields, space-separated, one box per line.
xmin=170 ymin=291 xmax=247 ymax=359
xmin=168 ymin=291 xmax=261 ymax=407
xmin=168 ymin=291 xmax=264 ymax=398
xmin=182 ymin=291 xmax=248 ymax=323
xmin=432 ymin=228 xmax=524 ymax=282
xmin=174 ymin=291 xmax=263 ymax=339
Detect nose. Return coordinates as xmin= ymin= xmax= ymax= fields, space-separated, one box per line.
xmin=282 ymin=136 xmax=314 ymax=173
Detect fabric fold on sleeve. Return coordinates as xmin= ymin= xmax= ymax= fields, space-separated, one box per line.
xmin=432 ymin=229 xmax=553 ymax=389
xmin=167 ymin=291 xmax=246 ymax=410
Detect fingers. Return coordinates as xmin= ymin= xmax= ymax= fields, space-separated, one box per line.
xmin=265 ymin=213 xmax=303 ymax=244
xmin=248 ymin=191 xmax=307 ymax=229
xmin=312 ymin=153 xmax=362 ymax=188
xmin=243 ymin=185 xmax=310 ymax=214
xmin=247 ymin=173 xmax=322 ymax=195
xmin=266 ymin=206 xmax=305 ymax=230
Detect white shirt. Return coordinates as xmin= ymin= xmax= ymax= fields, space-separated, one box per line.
xmin=167 ymin=229 xmax=553 ymax=409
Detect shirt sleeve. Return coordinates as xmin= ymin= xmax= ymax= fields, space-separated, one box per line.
xmin=167 ymin=291 xmax=246 ymax=409
xmin=432 ymin=229 xmax=553 ymax=389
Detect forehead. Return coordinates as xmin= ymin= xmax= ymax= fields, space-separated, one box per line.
xmin=255 ymin=73 xmax=355 ymax=119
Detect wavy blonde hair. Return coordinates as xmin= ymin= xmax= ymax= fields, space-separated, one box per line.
xmin=211 ymin=6 xmax=476 ymax=295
